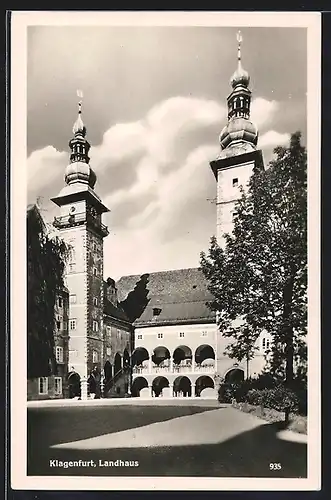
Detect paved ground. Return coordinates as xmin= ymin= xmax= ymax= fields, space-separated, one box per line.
xmin=27 ymin=401 xmax=307 ymax=477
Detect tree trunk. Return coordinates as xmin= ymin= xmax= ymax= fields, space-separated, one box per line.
xmin=283 ymin=274 xmax=295 ymax=387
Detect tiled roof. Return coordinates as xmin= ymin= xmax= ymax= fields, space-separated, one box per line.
xmin=116 ymin=268 xmax=216 ymax=327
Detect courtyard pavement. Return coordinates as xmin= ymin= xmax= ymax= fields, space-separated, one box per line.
xmin=27 ymin=401 xmax=307 ymax=477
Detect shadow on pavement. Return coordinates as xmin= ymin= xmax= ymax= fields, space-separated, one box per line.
xmin=28 ymin=405 xmax=222 ymax=447
xmin=28 ymin=418 xmax=306 ymax=478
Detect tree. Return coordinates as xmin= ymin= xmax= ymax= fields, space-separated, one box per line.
xmin=27 ymin=204 xmax=69 ymax=379
xmin=200 ymin=132 xmax=307 ymax=386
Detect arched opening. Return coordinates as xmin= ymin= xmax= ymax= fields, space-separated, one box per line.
xmin=131 ymin=377 xmax=148 ymax=397
xmin=132 ymin=347 xmax=149 ymax=373
xmin=225 ymin=368 xmax=245 ymax=384
xmin=87 ymin=372 xmax=96 ymax=395
xmin=195 ymin=375 xmax=215 ymax=397
xmin=195 ymin=344 xmax=215 ymax=367
xmin=114 ymin=352 xmax=122 ymax=374
xmin=173 ymin=376 xmax=192 ymax=397
xmin=173 ymin=345 xmax=192 ymax=369
xmin=152 ymin=376 xmax=169 ymax=397
xmin=123 ymin=348 xmax=130 ymax=370
xmin=104 ymin=360 xmax=113 ymax=382
xmin=67 ymin=371 xmax=81 ymax=398
xmin=152 ymin=346 xmax=170 ymax=367
xmin=132 ymin=347 xmax=149 ymax=366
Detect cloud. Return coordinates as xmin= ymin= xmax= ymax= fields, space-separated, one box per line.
xmin=27 ymin=94 xmax=290 ymax=278
xmin=251 ymin=98 xmax=279 ymax=130
xmin=259 ymin=130 xmax=290 ymax=150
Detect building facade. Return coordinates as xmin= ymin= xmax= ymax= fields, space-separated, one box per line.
xmin=29 ymin=32 xmax=273 ymax=401
xmin=27 ymin=286 xmax=70 ymax=400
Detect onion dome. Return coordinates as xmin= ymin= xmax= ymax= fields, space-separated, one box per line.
xmin=64 ymin=96 xmax=97 ymax=188
xmin=220 ymin=117 xmax=258 ymax=150
xmin=230 ymin=61 xmax=250 ymax=89
xmin=230 ymin=30 xmax=250 ymax=89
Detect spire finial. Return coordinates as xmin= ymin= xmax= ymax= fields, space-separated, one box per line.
xmin=237 ymin=30 xmax=242 ymax=63
xmin=73 ymin=89 xmax=86 ymax=136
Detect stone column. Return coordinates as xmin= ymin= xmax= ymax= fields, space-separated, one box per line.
xmin=192 ymin=358 xmax=195 ymax=372
xmin=148 ymin=357 xmax=152 ymax=374
xmin=170 ymin=356 xmax=173 ymax=373
xmin=149 ymin=385 xmax=153 ymax=397
xmin=169 ymin=384 xmax=174 ymax=397
xmin=192 ymin=384 xmax=195 ymax=398
xmin=80 ymin=376 xmax=88 ymax=400
xmin=100 ymin=376 xmax=104 ymax=398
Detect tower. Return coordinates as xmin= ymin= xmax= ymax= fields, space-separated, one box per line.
xmin=51 ymin=95 xmax=109 ymax=399
xmin=210 ymin=31 xmax=264 ymax=247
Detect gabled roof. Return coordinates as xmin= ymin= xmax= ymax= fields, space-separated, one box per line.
xmin=116 ymin=267 xmax=216 ymax=327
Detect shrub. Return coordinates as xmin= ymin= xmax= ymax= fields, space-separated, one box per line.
xmin=246 ymin=385 xmax=300 ymax=414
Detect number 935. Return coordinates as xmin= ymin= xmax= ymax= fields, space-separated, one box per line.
xmin=269 ymin=463 xmax=282 ymax=470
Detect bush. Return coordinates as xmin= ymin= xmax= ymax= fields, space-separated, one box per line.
xmin=246 ymin=385 xmax=300 ymax=414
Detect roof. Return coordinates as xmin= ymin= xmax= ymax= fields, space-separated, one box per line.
xmin=116 ymin=267 xmax=216 ymax=327
xmin=102 ymin=282 xmax=131 ymax=326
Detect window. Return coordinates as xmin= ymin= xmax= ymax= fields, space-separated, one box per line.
xmin=93 ymin=267 xmax=97 ymax=276
xmin=54 ymin=377 xmax=62 ymax=395
xmin=262 ymin=337 xmax=270 ymax=350
xmin=93 ymin=297 xmax=98 ymax=306
xmin=179 ymin=332 xmax=185 ymax=338
xmin=106 ymin=347 xmax=111 ymax=356
xmin=38 ymin=377 xmax=48 ymax=395
xmin=153 ymin=307 xmax=162 ymax=316
xmin=232 ymin=178 xmax=239 ymax=187
xmin=92 ymin=350 xmax=98 ymax=363
xmin=58 ymin=297 xmax=63 ymax=308
xmin=69 ymin=294 xmax=77 ymax=304
xmin=56 ymin=346 xmax=64 ymax=363
xmin=201 ymin=330 xmax=208 ymax=337
xmin=56 ymin=321 xmax=61 ymax=330
xmin=106 ymin=326 xmax=111 ymax=336
xmin=69 ymin=319 xmax=77 ymax=330
xmin=137 ymin=334 xmax=143 ymax=340
xmin=63 ymin=321 xmax=67 ymax=330
xmin=157 ymin=333 xmax=163 ymax=339
xmin=93 ymin=320 xmax=99 ymax=332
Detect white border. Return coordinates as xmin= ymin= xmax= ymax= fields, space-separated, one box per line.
xmin=10 ymin=10 xmax=321 ymax=491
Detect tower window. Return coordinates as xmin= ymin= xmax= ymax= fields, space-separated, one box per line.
xmin=56 ymin=346 xmax=64 ymax=363
xmin=58 ymin=297 xmax=63 ymax=308
xmin=153 ymin=307 xmax=162 ymax=316
xmin=179 ymin=332 xmax=185 ymax=338
xmin=93 ymin=297 xmax=98 ymax=306
xmin=93 ymin=320 xmax=99 ymax=332
xmin=69 ymin=319 xmax=77 ymax=330
xmin=56 ymin=320 xmax=61 ymax=330
xmin=157 ymin=333 xmax=163 ymax=339
xmin=232 ymin=178 xmax=239 ymax=187
xmin=93 ymin=267 xmax=97 ymax=276
xmin=92 ymin=350 xmax=98 ymax=363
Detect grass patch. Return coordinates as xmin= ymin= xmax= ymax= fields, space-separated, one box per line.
xmin=232 ymin=401 xmax=307 ymax=434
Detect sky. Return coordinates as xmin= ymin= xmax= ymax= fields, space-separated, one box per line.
xmin=27 ymin=25 xmax=307 ymax=280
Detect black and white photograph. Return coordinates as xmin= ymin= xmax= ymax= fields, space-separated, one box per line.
xmin=10 ymin=11 xmax=321 ymax=491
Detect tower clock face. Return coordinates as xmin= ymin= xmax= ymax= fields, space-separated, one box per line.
xmin=69 ymin=206 xmax=76 ymax=214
